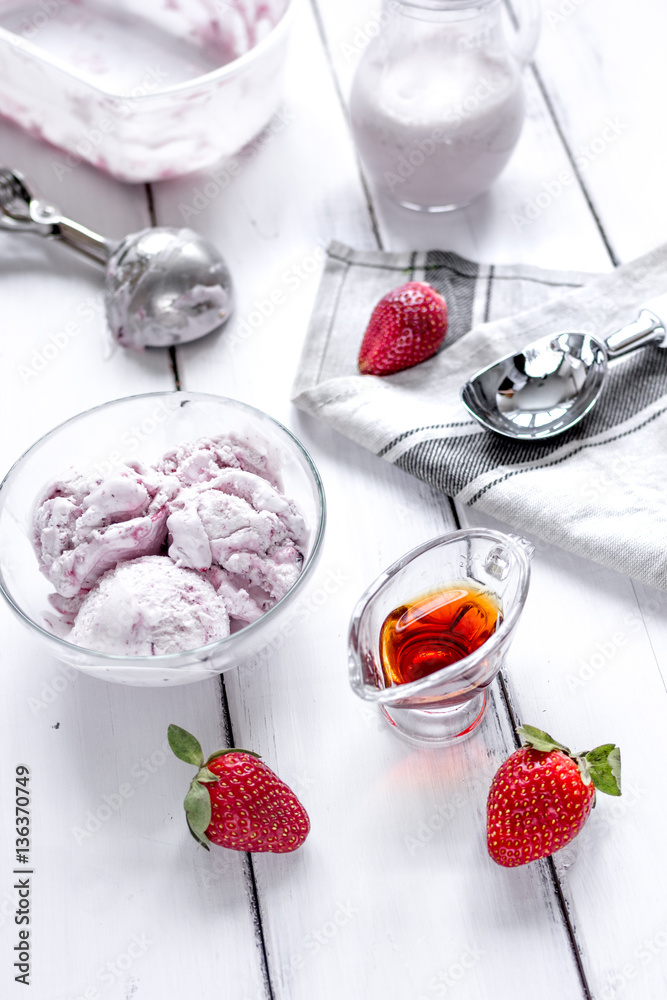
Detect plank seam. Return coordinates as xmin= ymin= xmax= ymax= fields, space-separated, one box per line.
xmin=450 ymin=498 xmax=594 ymax=994
xmin=527 ymin=65 xmax=620 ymax=268
xmin=219 ymin=677 xmax=276 ymax=1000
xmin=145 ymin=181 xmax=183 ymax=390
xmin=144 ymin=182 xmax=157 ymax=227
xmin=308 ymin=0 xmax=383 ymax=251
xmin=497 ymin=670 xmax=593 ymax=1000
xmin=502 ymin=0 xmax=618 ymax=267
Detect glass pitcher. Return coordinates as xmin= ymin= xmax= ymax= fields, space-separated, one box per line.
xmin=349 ymin=0 xmax=540 ymax=212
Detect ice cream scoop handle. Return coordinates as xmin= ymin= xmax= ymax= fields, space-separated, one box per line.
xmin=29 ymin=202 xmax=112 ymax=267
xmin=605 ymin=309 xmax=667 ymax=359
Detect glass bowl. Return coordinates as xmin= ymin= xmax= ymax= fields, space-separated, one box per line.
xmin=0 ymin=391 xmax=325 ymax=685
xmin=0 ymin=0 xmax=296 ymax=182
xmin=348 ymin=528 xmax=532 ymax=746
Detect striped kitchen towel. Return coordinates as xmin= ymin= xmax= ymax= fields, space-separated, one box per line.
xmin=291 ymin=240 xmax=667 ymax=590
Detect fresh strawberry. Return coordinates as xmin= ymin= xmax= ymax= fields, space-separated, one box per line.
xmin=486 ymin=724 xmax=621 ymax=868
xmin=358 ymin=281 xmax=448 ymax=376
xmin=168 ymin=724 xmax=310 ymax=853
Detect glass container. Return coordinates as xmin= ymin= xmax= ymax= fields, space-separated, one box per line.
xmin=0 ymin=391 xmax=325 ymax=685
xmin=348 ymin=528 xmax=533 ymax=745
xmin=0 ymin=0 xmax=296 ymax=182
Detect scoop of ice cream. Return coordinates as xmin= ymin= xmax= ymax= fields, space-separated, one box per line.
xmin=70 ymin=556 xmax=230 ymax=655
xmin=156 ymin=435 xmax=281 ymax=490
xmin=33 ymin=463 xmax=178 ymax=599
xmin=166 ymin=468 xmax=308 ymax=622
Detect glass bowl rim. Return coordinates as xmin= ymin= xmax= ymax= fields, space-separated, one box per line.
xmin=348 ymin=527 xmax=531 ymax=702
xmin=0 ymin=0 xmax=298 ymax=101
xmin=0 ymin=389 xmax=326 ymax=665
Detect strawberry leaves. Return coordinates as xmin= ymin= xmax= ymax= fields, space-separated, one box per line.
xmin=516 ymin=724 xmax=570 ymax=754
xmin=168 ymin=724 xmax=229 ymax=848
xmin=584 ymin=743 xmax=622 ymax=797
xmin=168 ymin=724 xmax=204 ymax=767
xmin=184 ymin=780 xmax=213 ymax=850
xmin=168 ymin=725 xmax=215 ymax=848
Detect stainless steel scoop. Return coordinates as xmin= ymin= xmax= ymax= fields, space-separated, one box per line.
xmin=0 ymin=167 xmax=234 ymax=350
xmin=461 ymin=296 xmax=667 ymax=440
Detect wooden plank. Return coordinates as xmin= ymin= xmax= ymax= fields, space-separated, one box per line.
xmin=0 ymin=122 xmax=267 ymax=999
xmin=532 ymin=0 xmax=667 ymax=262
xmin=458 ymin=505 xmax=667 ymax=999
xmin=0 ymin=118 xmax=172 ymax=455
xmin=0 ymin=635 xmax=269 ymax=999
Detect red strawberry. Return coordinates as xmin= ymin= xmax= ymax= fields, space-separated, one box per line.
xmin=358 ymin=281 xmax=448 ymax=375
xmin=168 ymin=724 xmax=310 ymax=853
xmin=486 ymin=725 xmax=621 ymax=867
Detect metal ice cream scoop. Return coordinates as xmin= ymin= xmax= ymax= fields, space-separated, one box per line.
xmin=0 ymin=167 xmax=234 ymax=350
xmin=461 ymin=296 xmax=667 ymax=440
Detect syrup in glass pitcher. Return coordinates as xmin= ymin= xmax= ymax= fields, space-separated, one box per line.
xmin=349 ymin=0 xmax=540 ymax=211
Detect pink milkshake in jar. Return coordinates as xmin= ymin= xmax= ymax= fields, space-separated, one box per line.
xmin=349 ymin=0 xmax=540 ymax=212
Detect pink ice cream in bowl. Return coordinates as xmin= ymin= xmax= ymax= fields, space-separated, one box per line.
xmin=0 ymin=392 xmax=325 ymax=685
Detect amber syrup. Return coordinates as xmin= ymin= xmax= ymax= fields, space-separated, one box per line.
xmin=379 ymin=581 xmax=502 ymax=686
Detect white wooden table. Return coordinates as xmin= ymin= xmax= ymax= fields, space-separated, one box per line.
xmin=1 ymin=1 xmax=666 ymax=997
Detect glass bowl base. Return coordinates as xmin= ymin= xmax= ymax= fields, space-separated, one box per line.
xmin=379 ymin=690 xmax=488 ymax=746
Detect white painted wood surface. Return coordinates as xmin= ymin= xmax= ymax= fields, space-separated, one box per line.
xmin=1 ymin=0 xmax=666 ymax=998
